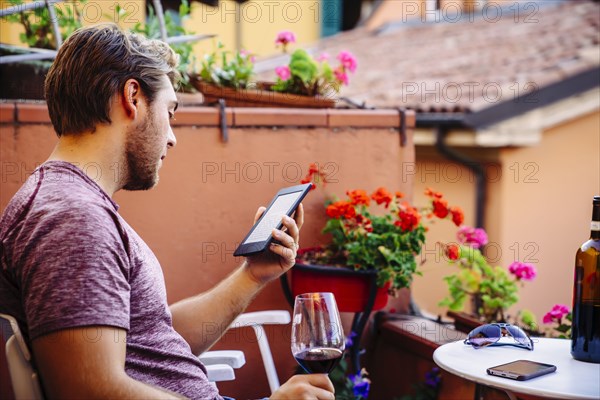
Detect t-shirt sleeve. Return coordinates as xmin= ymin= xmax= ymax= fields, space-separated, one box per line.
xmin=18 ymin=198 xmax=131 ymax=340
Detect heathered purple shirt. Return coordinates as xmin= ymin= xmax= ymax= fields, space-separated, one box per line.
xmin=0 ymin=161 xmax=221 ymax=399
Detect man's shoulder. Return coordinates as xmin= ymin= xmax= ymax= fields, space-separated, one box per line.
xmin=1 ymin=162 xmax=119 ymax=239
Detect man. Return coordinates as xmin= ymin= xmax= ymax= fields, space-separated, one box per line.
xmin=0 ymin=24 xmax=334 ymax=399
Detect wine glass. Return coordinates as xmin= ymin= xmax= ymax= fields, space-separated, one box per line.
xmin=291 ymin=292 xmax=345 ymax=374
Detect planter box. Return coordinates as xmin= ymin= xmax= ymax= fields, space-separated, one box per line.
xmin=290 ymin=263 xmax=390 ymax=313
xmin=191 ymin=80 xmax=336 ymax=108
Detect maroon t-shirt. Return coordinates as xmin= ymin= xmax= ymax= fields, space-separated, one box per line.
xmin=0 ymin=161 xmax=221 ymax=399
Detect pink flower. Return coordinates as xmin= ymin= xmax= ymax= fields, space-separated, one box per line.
xmin=275 ymin=65 xmax=291 ymax=81
xmin=334 ymin=67 xmax=349 ymax=85
xmin=508 ymin=261 xmax=537 ymax=281
xmin=543 ymin=304 xmax=570 ymax=324
xmin=337 ymin=51 xmax=357 ymax=73
xmin=240 ymin=49 xmax=256 ymax=63
xmin=316 ymin=52 xmax=330 ymax=62
xmin=456 ymin=226 xmax=488 ymax=249
xmin=275 ymin=31 xmax=296 ymax=46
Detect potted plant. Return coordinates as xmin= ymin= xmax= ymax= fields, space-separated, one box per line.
xmin=191 ymin=31 xmax=356 ymax=108
xmin=291 ymin=166 xmax=464 ymax=313
xmin=0 ymin=0 xmax=85 ymax=99
xmin=438 ymin=225 xmax=539 ymax=331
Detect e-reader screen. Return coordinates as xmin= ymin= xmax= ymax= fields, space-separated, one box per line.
xmin=233 ymin=183 xmax=311 ymax=257
xmin=244 ymin=193 xmax=300 ymax=244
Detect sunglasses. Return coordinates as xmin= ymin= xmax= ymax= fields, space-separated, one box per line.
xmin=464 ymin=323 xmax=534 ymax=351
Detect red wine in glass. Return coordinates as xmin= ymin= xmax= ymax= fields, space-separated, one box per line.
xmin=291 ymin=292 xmax=345 ymax=374
xmin=294 ymin=347 xmax=343 ymax=374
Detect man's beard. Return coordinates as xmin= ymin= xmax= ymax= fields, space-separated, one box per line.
xmin=122 ymin=114 xmax=161 ymax=191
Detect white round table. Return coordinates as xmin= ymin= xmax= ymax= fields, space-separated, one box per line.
xmin=433 ymin=338 xmax=600 ymax=400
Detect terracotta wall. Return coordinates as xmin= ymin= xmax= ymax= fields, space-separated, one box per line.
xmin=0 ymin=104 xmax=415 ymax=398
xmin=410 ymin=110 xmax=600 ymax=330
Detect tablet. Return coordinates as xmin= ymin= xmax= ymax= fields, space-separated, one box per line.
xmin=233 ymin=183 xmax=312 ymax=257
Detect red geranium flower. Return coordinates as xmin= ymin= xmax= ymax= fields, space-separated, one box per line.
xmin=371 ymin=187 xmax=393 ymax=208
xmin=445 ymin=244 xmax=460 ymax=260
xmin=425 ymin=187 xmax=443 ymax=199
xmin=326 ymin=201 xmax=356 ymax=219
xmin=347 ymin=190 xmax=370 ymax=206
xmin=432 ymin=198 xmax=449 ymax=218
xmin=396 ymin=203 xmax=421 ymax=232
xmin=450 ymin=206 xmax=464 ymax=226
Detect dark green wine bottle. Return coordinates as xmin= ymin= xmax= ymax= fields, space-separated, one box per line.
xmin=571 ymin=196 xmax=600 ymax=363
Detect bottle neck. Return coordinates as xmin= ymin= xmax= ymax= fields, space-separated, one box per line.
xmin=591 ymin=201 xmax=600 ymax=240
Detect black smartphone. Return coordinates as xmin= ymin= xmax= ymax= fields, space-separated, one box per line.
xmin=233 ymin=183 xmax=312 ymax=257
xmin=486 ymin=360 xmax=557 ymax=381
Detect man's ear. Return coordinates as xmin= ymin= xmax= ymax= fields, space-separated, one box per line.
xmin=122 ymin=79 xmax=142 ymax=119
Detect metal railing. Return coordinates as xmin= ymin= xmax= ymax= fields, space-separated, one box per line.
xmin=0 ymin=0 xmax=214 ymax=64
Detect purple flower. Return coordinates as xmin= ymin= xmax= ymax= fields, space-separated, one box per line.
xmin=275 ymin=31 xmax=296 ymax=46
xmin=350 ymin=371 xmax=371 ymax=398
xmin=543 ymin=304 xmax=570 ymax=324
xmin=456 ymin=226 xmax=488 ymax=248
xmin=424 ymin=367 xmax=441 ymax=388
xmin=345 ymin=331 xmax=357 ymax=348
xmin=508 ymin=261 xmax=537 ymax=281
xmin=337 ymin=50 xmax=357 ymax=73
xmin=275 ymin=65 xmax=291 ymax=80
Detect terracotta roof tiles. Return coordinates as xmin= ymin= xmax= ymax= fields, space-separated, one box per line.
xmin=257 ymin=0 xmax=599 ymax=113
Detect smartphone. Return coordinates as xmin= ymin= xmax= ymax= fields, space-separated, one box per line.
xmin=233 ymin=183 xmax=312 ymax=257
xmin=486 ymin=360 xmax=557 ymax=381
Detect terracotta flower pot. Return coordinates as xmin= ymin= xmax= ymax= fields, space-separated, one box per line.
xmin=190 ymin=78 xmax=337 ymax=108
xmin=290 ymin=263 xmax=390 ymax=313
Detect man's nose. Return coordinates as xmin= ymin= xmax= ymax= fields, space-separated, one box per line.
xmin=167 ymin=126 xmax=177 ymax=148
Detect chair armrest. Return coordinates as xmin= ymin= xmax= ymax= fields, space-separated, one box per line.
xmin=231 ymin=310 xmax=291 ymax=327
xmin=199 ymin=350 xmax=246 ymax=368
xmin=204 ymin=364 xmax=236 ymax=382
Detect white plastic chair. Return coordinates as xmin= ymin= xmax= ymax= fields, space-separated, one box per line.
xmin=0 ymin=313 xmax=44 ymax=400
xmin=0 ymin=310 xmax=291 ymax=398
xmin=200 ymin=310 xmax=291 ymax=393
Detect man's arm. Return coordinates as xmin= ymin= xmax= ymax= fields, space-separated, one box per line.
xmin=170 ymin=205 xmax=303 ymax=355
xmin=32 ymin=326 xmax=185 ymax=399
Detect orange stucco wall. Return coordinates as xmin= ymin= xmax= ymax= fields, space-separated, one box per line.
xmin=0 ymin=106 xmax=415 ymax=398
xmin=411 ymin=110 xmax=600 ymax=331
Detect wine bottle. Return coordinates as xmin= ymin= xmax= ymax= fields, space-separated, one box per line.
xmin=571 ymin=196 xmax=600 ymax=363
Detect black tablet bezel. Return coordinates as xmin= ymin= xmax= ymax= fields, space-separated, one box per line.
xmin=233 ymin=183 xmax=312 ymax=257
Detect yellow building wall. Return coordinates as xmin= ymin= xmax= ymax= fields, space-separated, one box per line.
xmin=0 ymin=0 xmax=146 ymax=46
xmin=411 ymin=110 xmax=600 ymax=330
xmin=187 ymin=0 xmax=320 ymax=62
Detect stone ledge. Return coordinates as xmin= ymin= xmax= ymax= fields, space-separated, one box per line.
xmin=0 ymin=101 xmax=415 ymax=130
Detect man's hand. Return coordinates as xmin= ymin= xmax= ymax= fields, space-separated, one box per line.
xmin=270 ymin=374 xmax=335 ymax=400
xmin=244 ymin=203 xmax=304 ymax=285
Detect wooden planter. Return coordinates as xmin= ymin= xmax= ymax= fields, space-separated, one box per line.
xmin=0 ymin=45 xmax=50 ymax=100
xmin=289 ymin=263 xmax=390 ymax=313
xmin=446 ymin=311 xmax=484 ymax=334
xmin=190 ymin=79 xmax=336 ymax=108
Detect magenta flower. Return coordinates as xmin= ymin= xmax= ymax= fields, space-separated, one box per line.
xmin=337 ymin=51 xmax=358 ymax=73
xmin=508 ymin=261 xmax=537 ymax=281
xmin=543 ymin=304 xmax=570 ymax=324
xmin=334 ymin=68 xmax=349 ymax=85
xmin=275 ymin=65 xmax=291 ymax=81
xmin=456 ymin=226 xmax=488 ymax=248
xmin=275 ymin=31 xmax=296 ymax=46
xmin=316 ymin=52 xmax=330 ymax=62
